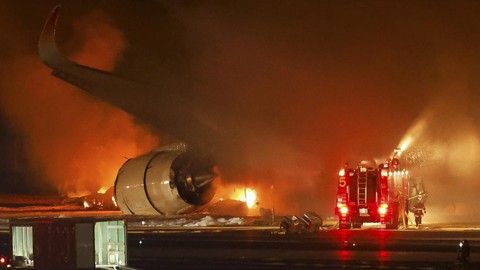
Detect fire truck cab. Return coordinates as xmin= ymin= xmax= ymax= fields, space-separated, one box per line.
xmin=335 ymin=157 xmax=409 ymax=229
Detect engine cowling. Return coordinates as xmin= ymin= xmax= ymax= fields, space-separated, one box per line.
xmin=114 ymin=144 xmax=216 ymax=215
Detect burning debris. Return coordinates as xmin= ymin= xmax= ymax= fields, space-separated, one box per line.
xmin=207 ymin=199 xmax=248 ymax=216
xmin=229 ymin=187 xmax=258 ymax=209
xmin=82 ymin=188 xmax=118 ymax=211
xmin=209 ymin=184 xmax=260 ymax=216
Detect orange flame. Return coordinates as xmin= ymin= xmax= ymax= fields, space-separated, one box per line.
xmin=0 ymin=9 xmax=159 ymax=197
xmin=229 ymin=187 xmax=257 ymax=209
xmin=97 ymin=186 xmax=109 ymax=194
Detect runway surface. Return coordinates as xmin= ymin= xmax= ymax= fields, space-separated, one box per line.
xmin=1 ymin=211 xmax=480 ymax=269
xmin=127 ymin=227 xmax=480 ymax=269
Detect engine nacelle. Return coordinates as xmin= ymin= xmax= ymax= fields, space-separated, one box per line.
xmin=114 ymin=145 xmax=216 ymax=215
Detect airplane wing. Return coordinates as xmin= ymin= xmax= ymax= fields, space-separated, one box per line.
xmin=39 ymin=6 xmax=217 ymax=153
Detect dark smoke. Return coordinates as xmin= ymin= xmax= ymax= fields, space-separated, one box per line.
xmin=2 ymin=1 xmax=480 ymax=219
xmin=172 ymin=1 xmax=480 ymax=217
xmin=0 ymin=3 xmax=159 ymax=197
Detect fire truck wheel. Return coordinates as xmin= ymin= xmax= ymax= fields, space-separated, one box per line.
xmin=339 ymin=222 xmax=351 ymax=229
xmin=385 ymin=223 xmax=396 ymax=229
xmin=352 ymin=222 xmax=362 ymax=229
xmin=385 ymin=220 xmax=399 ymax=229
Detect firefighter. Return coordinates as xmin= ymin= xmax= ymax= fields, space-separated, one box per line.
xmin=412 ymin=199 xmax=426 ymax=227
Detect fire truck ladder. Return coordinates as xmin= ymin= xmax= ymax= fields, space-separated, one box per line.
xmin=357 ymin=170 xmax=368 ymax=206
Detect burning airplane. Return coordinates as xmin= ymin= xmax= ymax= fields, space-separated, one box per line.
xmin=39 ymin=6 xmax=217 ymax=215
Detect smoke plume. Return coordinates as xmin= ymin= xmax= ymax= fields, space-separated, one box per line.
xmin=398 ymin=66 xmax=480 ymax=222
xmin=0 ymin=7 xmax=159 ymax=197
xmin=3 ymin=2 xmax=480 ymax=220
xmin=171 ymin=1 xmax=480 ymax=217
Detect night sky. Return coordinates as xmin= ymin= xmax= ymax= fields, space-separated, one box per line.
xmin=1 ymin=1 xmax=480 ymax=220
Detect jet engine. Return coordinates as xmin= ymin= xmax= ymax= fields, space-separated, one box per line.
xmin=39 ymin=6 xmax=218 ymax=216
xmin=114 ymin=144 xmax=216 ymax=215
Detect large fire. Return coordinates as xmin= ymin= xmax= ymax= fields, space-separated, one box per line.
xmin=0 ymin=8 xmax=159 ymax=197
xmin=228 ymin=187 xmax=257 ymax=209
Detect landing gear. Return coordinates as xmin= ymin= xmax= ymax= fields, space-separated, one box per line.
xmin=352 ymin=221 xmax=362 ymax=229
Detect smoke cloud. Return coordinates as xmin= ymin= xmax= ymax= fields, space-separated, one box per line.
xmin=399 ymin=66 xmax=480 ymax=222
xmin=172 ymin=1 xmax=480 ymax=217
xmin=0 ymin=6 xmax=159 ymax=197
xmin=2 ymin=1 xmax=480 ymax=220
xmin=172 ymin=2 xmax=431 ymax=215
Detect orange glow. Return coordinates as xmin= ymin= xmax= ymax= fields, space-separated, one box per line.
xmin=245 ymin=189 xmax=257 ymax=208
xmin=97 ymin=186 xmax=109 ymax=194
xmin=112 ymin=196 xmax=118 ymax=207
xmin=0 ymin=9 xmax=159 ymax=197
xmin=230 ymin=187 xmax=257 ymax=208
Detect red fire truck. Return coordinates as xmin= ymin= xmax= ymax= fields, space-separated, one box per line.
xmin=334 ymin=153 xmax=414 ymax=229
